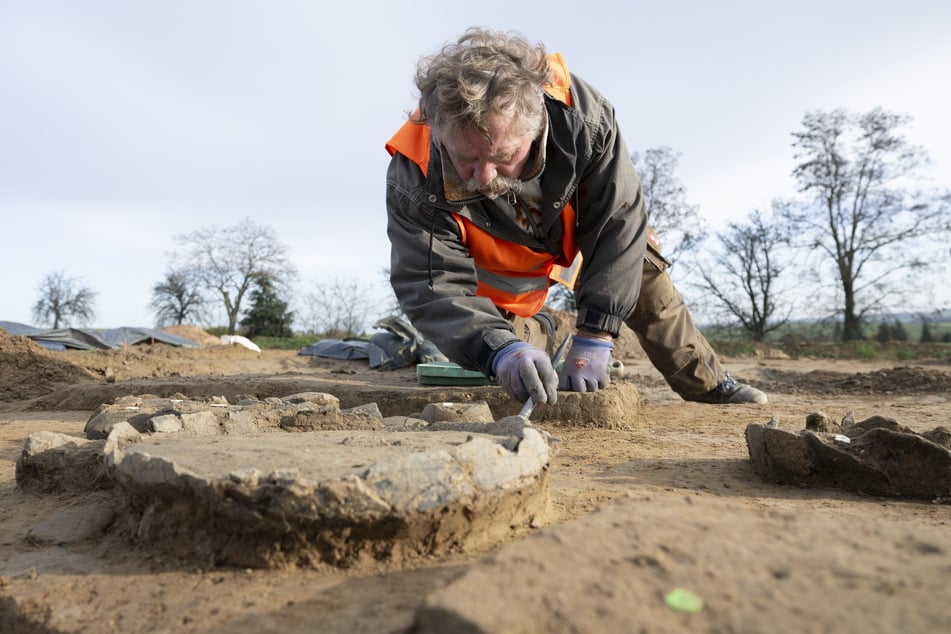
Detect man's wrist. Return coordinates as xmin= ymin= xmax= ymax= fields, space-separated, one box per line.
xmin=576 ymin=327 xmax=613 ymax=342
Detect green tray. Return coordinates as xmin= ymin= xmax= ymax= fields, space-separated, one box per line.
xmin=416 ymin=362 xmax=496 ymax=386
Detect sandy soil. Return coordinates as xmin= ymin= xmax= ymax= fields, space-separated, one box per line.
xmin=1 ymin=327 xmax=950 ymax=632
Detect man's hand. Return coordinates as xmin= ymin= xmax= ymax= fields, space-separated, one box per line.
xmin=492 ymin=342 xmax=558 ymax=405
xmin=558 ymin=335 xmax=614 ymax=393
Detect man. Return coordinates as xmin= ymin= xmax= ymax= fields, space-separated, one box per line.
xmin=385 ymin=28 xmax=766 ymax=407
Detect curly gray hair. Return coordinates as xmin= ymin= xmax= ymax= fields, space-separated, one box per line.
xmin=412 ymin=27 xmax=550 ymax=142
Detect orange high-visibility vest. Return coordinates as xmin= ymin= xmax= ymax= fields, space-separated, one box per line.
xmin=385 ymin=53 xmax=581 ymax=317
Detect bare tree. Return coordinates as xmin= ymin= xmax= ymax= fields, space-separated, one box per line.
xmin=149 ymin=268 xmax=205 ymax=326
xmin=545 ymin=283 xmax=576 ymax=312
xmin=173 ymin=218 xmax=296 ymax=335
xmin=32 ymin=271 xmax=97 ymax=328
xmin=632 ymin=146 xmax=705 ymax=264
xmin=694 ymin=208 xmax=793 ymax=341
xmin=544 ymin=146 xmax=703 ymax=313
xmin=783 ymin=108 xmax=951 ymax=340
xmin=303 ymin=279 xmax=375 ymax=338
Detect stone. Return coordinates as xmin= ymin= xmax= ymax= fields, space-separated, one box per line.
xmin=103 ymin=422 xmax=142 ymax=469
xmin=223 ymin=410 xmax=260 ymax=435
xmin=180 ymin=411 xmax=221 ymax=436
xmin=420 ymin=401 xmax=494 ymax=423
xmin=342 ymin=402 xmax=383 ymax=419
xmin=282 ymin=392 xmax=340 ymax=407
xmin=16 ymin=431 xmax=109 ymax=493
xmin=428 ymin=415 xmax=554 ymax=450
xmin=84 ymin=405 xmax=153 ymax=439
xmin=339 ymin=403 xmax=385 ymax=429
xmin=381 ymin=416 xmax=429 ymax=431
xmin=150 ymin=414 xmax=183 ymax=433
xmin=280 ymin=405 xmax=347 ymax=431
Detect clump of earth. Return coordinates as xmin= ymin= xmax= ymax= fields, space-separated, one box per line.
xmin=747 ymin=410 xmax=951 ymax=499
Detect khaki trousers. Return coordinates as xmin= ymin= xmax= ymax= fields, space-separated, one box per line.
xmin=511 ymin=243 xmax=724 ymax=398
xmin=510 ymin=311 xmax=557 ymax=356
xmin=625 ymin=245 xmax=724 ymax=397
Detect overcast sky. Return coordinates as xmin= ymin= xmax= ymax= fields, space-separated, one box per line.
xmin=2 ymin=1 xmax=949 ymax=328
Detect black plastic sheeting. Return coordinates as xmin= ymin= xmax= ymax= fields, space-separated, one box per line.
xmin=0 ymin=321 xmax=202 ymax=351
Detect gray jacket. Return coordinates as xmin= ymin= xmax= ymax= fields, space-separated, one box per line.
xmin=386 ymin=72 xmax=648 ymax=376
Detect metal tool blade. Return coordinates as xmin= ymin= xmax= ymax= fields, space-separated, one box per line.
xmin=518 ymin=334 xmax=573 ymax=419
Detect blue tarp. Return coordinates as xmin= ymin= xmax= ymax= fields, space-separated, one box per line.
xmin=0 ymin=321 xmax=202 ymax=351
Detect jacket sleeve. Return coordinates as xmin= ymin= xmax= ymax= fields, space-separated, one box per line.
xmin=386 ymin=155 xmax=521 ymax=375
xmin=569 ymin=77 xmax=648 ymax=337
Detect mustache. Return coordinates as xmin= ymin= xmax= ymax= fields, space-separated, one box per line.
xmin=465 ymin=176 xmax=523 ymax=200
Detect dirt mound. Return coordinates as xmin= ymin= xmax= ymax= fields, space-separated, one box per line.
xmin=59 ymin=343 xmax=275 ymax=383
xmin=0 ymin=329 xmax=98 ymax=402
xmin=757 ymin=365 xmax=951 ymax=395
xmin=160 ymin=325 xmax=221 ymax=346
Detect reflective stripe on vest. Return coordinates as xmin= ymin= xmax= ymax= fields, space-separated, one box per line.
xmin=451 ymin=206 xmax=578 ymax=316
xmin=385 ymin=53 xmax=582 ymax=317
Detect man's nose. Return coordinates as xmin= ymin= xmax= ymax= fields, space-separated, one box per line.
xmin=472 ymin=162 xmax=497 ymax=185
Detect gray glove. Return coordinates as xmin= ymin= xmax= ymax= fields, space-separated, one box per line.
xmin=492 ymin=342 xmax=558 ymax=405
xmin=558 ymin=335 xmax=614 ymax=393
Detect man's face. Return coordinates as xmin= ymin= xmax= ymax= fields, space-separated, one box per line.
xmin=441 ymin=114 xmax=536 ymax=199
